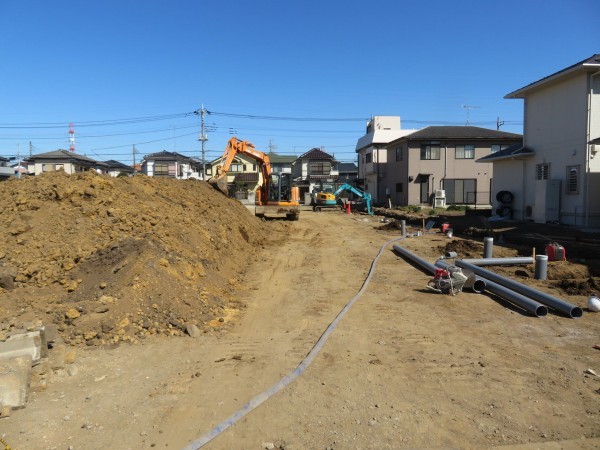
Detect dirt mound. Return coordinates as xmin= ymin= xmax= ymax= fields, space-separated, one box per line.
xmin=0 ymin=171 xmax=276 ymax=346
xmin=442 ymin=239 xmax=484 ymax=258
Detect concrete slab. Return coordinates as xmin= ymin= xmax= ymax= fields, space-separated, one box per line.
xmin=0 ymin=355 xmax=32 ymax=409
xmin=0 ymin=330 xmax=42 ymax=364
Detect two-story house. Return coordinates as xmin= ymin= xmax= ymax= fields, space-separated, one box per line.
xmin=141 ymin=151 xmax=202 ymax=180
xmin=386 ymin=126 xmax=522 ymax=207
xmin=292 ymin=148 xmax=339 ymax=203
xmin=479 ymin=54 xmax=600 ymax=226
xmin=355 ymin=116 xmax=416 ymax=203
xmin=205 ymin=152 xmax=262 ymax=198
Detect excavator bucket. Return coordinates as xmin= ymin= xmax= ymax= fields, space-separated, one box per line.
xmin=207 ymin=165 xmax=229 ymax=195
xmin=207 ymin=173 xmax=228 ymax=195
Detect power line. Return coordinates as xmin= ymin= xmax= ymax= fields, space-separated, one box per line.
xmin=0 ymin=112 xmax=194 ymax=129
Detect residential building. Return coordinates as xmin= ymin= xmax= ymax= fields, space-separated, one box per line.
xmin=205 ymin=152 xmax=262 ymax=198
xmin=355 ymin=116 xmax=416 ymax=203
xmin=26 ymin=150 xmax=101 ymax=175
xmin=386 ymin=126 xmax=522 ymax=207
xmin=103 ymin=160 xmax=135 ymax=177
xmin=141 ymin=151 xmax=202 ymax=180
xmin=338 ymin=162 xmax=358 ymax=184
xmin=268 ymin=153 xmax=296 ymax=174
xmin=0 ymin=156 xmax=13 ymax=180
xmin=292 ymin=148 xmax=339 ymax=203
xmin=480 ymin=54 xmax=600 ymax=226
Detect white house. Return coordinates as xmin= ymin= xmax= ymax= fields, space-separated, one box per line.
xmin=355 ymin=116 xmax=416 ymax=203
xmin=479 ymin=54 xmax=600 ymax=226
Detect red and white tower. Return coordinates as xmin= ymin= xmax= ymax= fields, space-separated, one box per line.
xmin=69 ymin=122 xmax=75 ymax=152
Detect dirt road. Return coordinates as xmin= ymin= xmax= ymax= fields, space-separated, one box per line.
xmin=2 ymin=211 xmax=599 ymax=449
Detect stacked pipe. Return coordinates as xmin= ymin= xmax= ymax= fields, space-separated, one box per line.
xmin=393 ymin=243 xmax=582 ymax=318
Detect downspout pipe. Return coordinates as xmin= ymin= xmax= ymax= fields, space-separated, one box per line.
xmin=437 ymin=260 xmax=546 ymax=316
xmin=455 ymin=259 xmax=583 ymax=318
xmin=461 ymin=257 xmax=534 ymax=266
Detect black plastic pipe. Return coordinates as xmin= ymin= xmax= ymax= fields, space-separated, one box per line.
xmin=455 ymin=259 xmax=583 ymax=318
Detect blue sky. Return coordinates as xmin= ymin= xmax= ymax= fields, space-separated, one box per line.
xmin=0 ymin=0 xmax=597 ymax=165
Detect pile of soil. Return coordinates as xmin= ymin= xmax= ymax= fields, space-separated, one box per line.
xmin=0 ymin=171 xmax=276 ymax=346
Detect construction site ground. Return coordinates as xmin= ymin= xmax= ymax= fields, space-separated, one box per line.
xmin=1 ymin=173 xmax=599 ymax=449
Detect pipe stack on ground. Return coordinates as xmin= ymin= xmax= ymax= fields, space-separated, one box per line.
xmin=393 ymin=243 xmax=580 ymax=318
xmin=435 ymin=260 xmax=548 ymax=317
xmin=455 ymin=259 xmax=583 ymax=318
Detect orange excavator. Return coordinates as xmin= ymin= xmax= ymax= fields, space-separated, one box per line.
xmin=208 ymin=137 xmax=300 ymax=220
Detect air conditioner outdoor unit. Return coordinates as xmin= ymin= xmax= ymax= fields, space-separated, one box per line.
xmin=435 ymin=198 xmax=446 ymax=208
xmin=435 ymin=190 xmax=446 ymax=198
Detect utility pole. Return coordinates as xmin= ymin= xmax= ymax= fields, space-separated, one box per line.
xmin=132 ymin=144 xmax=138 ymax=171
xmin=16 ymin=143 xmax=21 ymax=179
xmin=196 ymin=105 xmax=208 ymax=180
xmin=268 ymin=139 xmax=277 ymax=153
xmin=496 ymin=116 xmax=505 ymax=130
xmin=29 ymin=141 xmax=33 ymax=157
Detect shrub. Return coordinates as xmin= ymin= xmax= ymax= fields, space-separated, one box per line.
xmin=446 ymin=204 xmax=466 ymax=211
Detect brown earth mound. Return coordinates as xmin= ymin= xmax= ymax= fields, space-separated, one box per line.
xmin=0 ymin=171 xmax=277 ymax=346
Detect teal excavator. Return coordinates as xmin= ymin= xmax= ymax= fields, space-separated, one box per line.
xmin=313 ymin=183 xmax=373 ymax=215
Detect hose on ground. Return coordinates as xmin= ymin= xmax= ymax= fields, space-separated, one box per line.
xmin=182 ymin=234 xmax=411 ymax=449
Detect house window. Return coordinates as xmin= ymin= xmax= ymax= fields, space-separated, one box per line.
xmin=395 ymin=146 xmax=402 ymax=161
xmin=230 ymin=163 xmax=243 ymax=172
xmin=536 ymin=163 xmax=551 ymax=180
xmin=154 ymin=162 xmax=169 ymax=176
xmin=178 ymin=164 xmax=184 ymax=177
xmin=309 ymin=161 xmax=331 ymax=175
xmin=420 ymin=142 xmax=440 ymax=160
xmin=365 ymin=153 xmax=372 ymax=164
xmin=42 ymin=164 xmax=56 ymax=172
xmin=455 ymin=145 xmax=474 ymax=159
xmin=491 ymin=144 xmax=510 ymax=153
xmin=206 ymin=166 xmax=212 ymax=175
xmin=442 ymin=179 xmax=477 ymax=204
xmin=395 ymin=182 xmax=403 ymax=193
xmin=566 ymin=165 xmax=580 ymax=194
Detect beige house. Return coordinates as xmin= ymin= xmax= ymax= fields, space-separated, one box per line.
xmin=480 ymin=54 xmax=600 ymax=226
xmin=385 ymin=126 xmax=522 ymax=207
xmin=205 ymin=152 xmax=262 ymax=198
xmin=26 ymin=150 xmax=102 ymax=175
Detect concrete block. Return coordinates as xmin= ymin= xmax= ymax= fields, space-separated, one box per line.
xmin=0 ymin=355 xmax=32 ymax=409
xmin=0 ymin=330 xmax=42 ymax=365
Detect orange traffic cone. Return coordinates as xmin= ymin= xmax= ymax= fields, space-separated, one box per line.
xmin=345 ymin=202 xmax=352 ymax=214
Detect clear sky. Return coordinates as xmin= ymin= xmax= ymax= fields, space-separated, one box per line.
xmin=0 ymin=0 xmax=598 ymax=165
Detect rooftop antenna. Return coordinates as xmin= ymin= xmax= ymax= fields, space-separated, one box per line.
xmin=69 ymin=122 xmax=75 ymax=152
xmin=462 ymin=105 xmax=480 ymax=126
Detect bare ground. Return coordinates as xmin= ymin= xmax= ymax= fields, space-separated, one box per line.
xmin=2 ymin=208 xmax=599 ymax=449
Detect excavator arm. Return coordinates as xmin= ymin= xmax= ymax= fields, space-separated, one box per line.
xmin=334 ymin=183 xmax=373 ymax=215
xmin=208 ymin=137 xmax=271 ymax=196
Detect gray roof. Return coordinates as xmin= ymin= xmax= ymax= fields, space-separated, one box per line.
xmin=0 ymin=156 xmax=8 ymax=162
xmin=143 ymin=150 xmax=193 ymax=162
xmin=104 ymin=160 xmax=135 ymax=172
xmin=391 ymin=126 xmax=522 ymax=143
xmin=338 ymin=162 xmax=358 ymax=173
xmin=589 ymin=137 xmax=600 ymax=145
xmin=27 ymin=149 xmax=98 ymax=164
xmin=267 ymin=153 xmax=297 ymax=164
xmin=297 ymin=148 xmax=335 ymax=161
xmin=476 ymin=144 xmax=534 ymax=162
xmin=505 ymin=54 xmax=600 ymax=99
